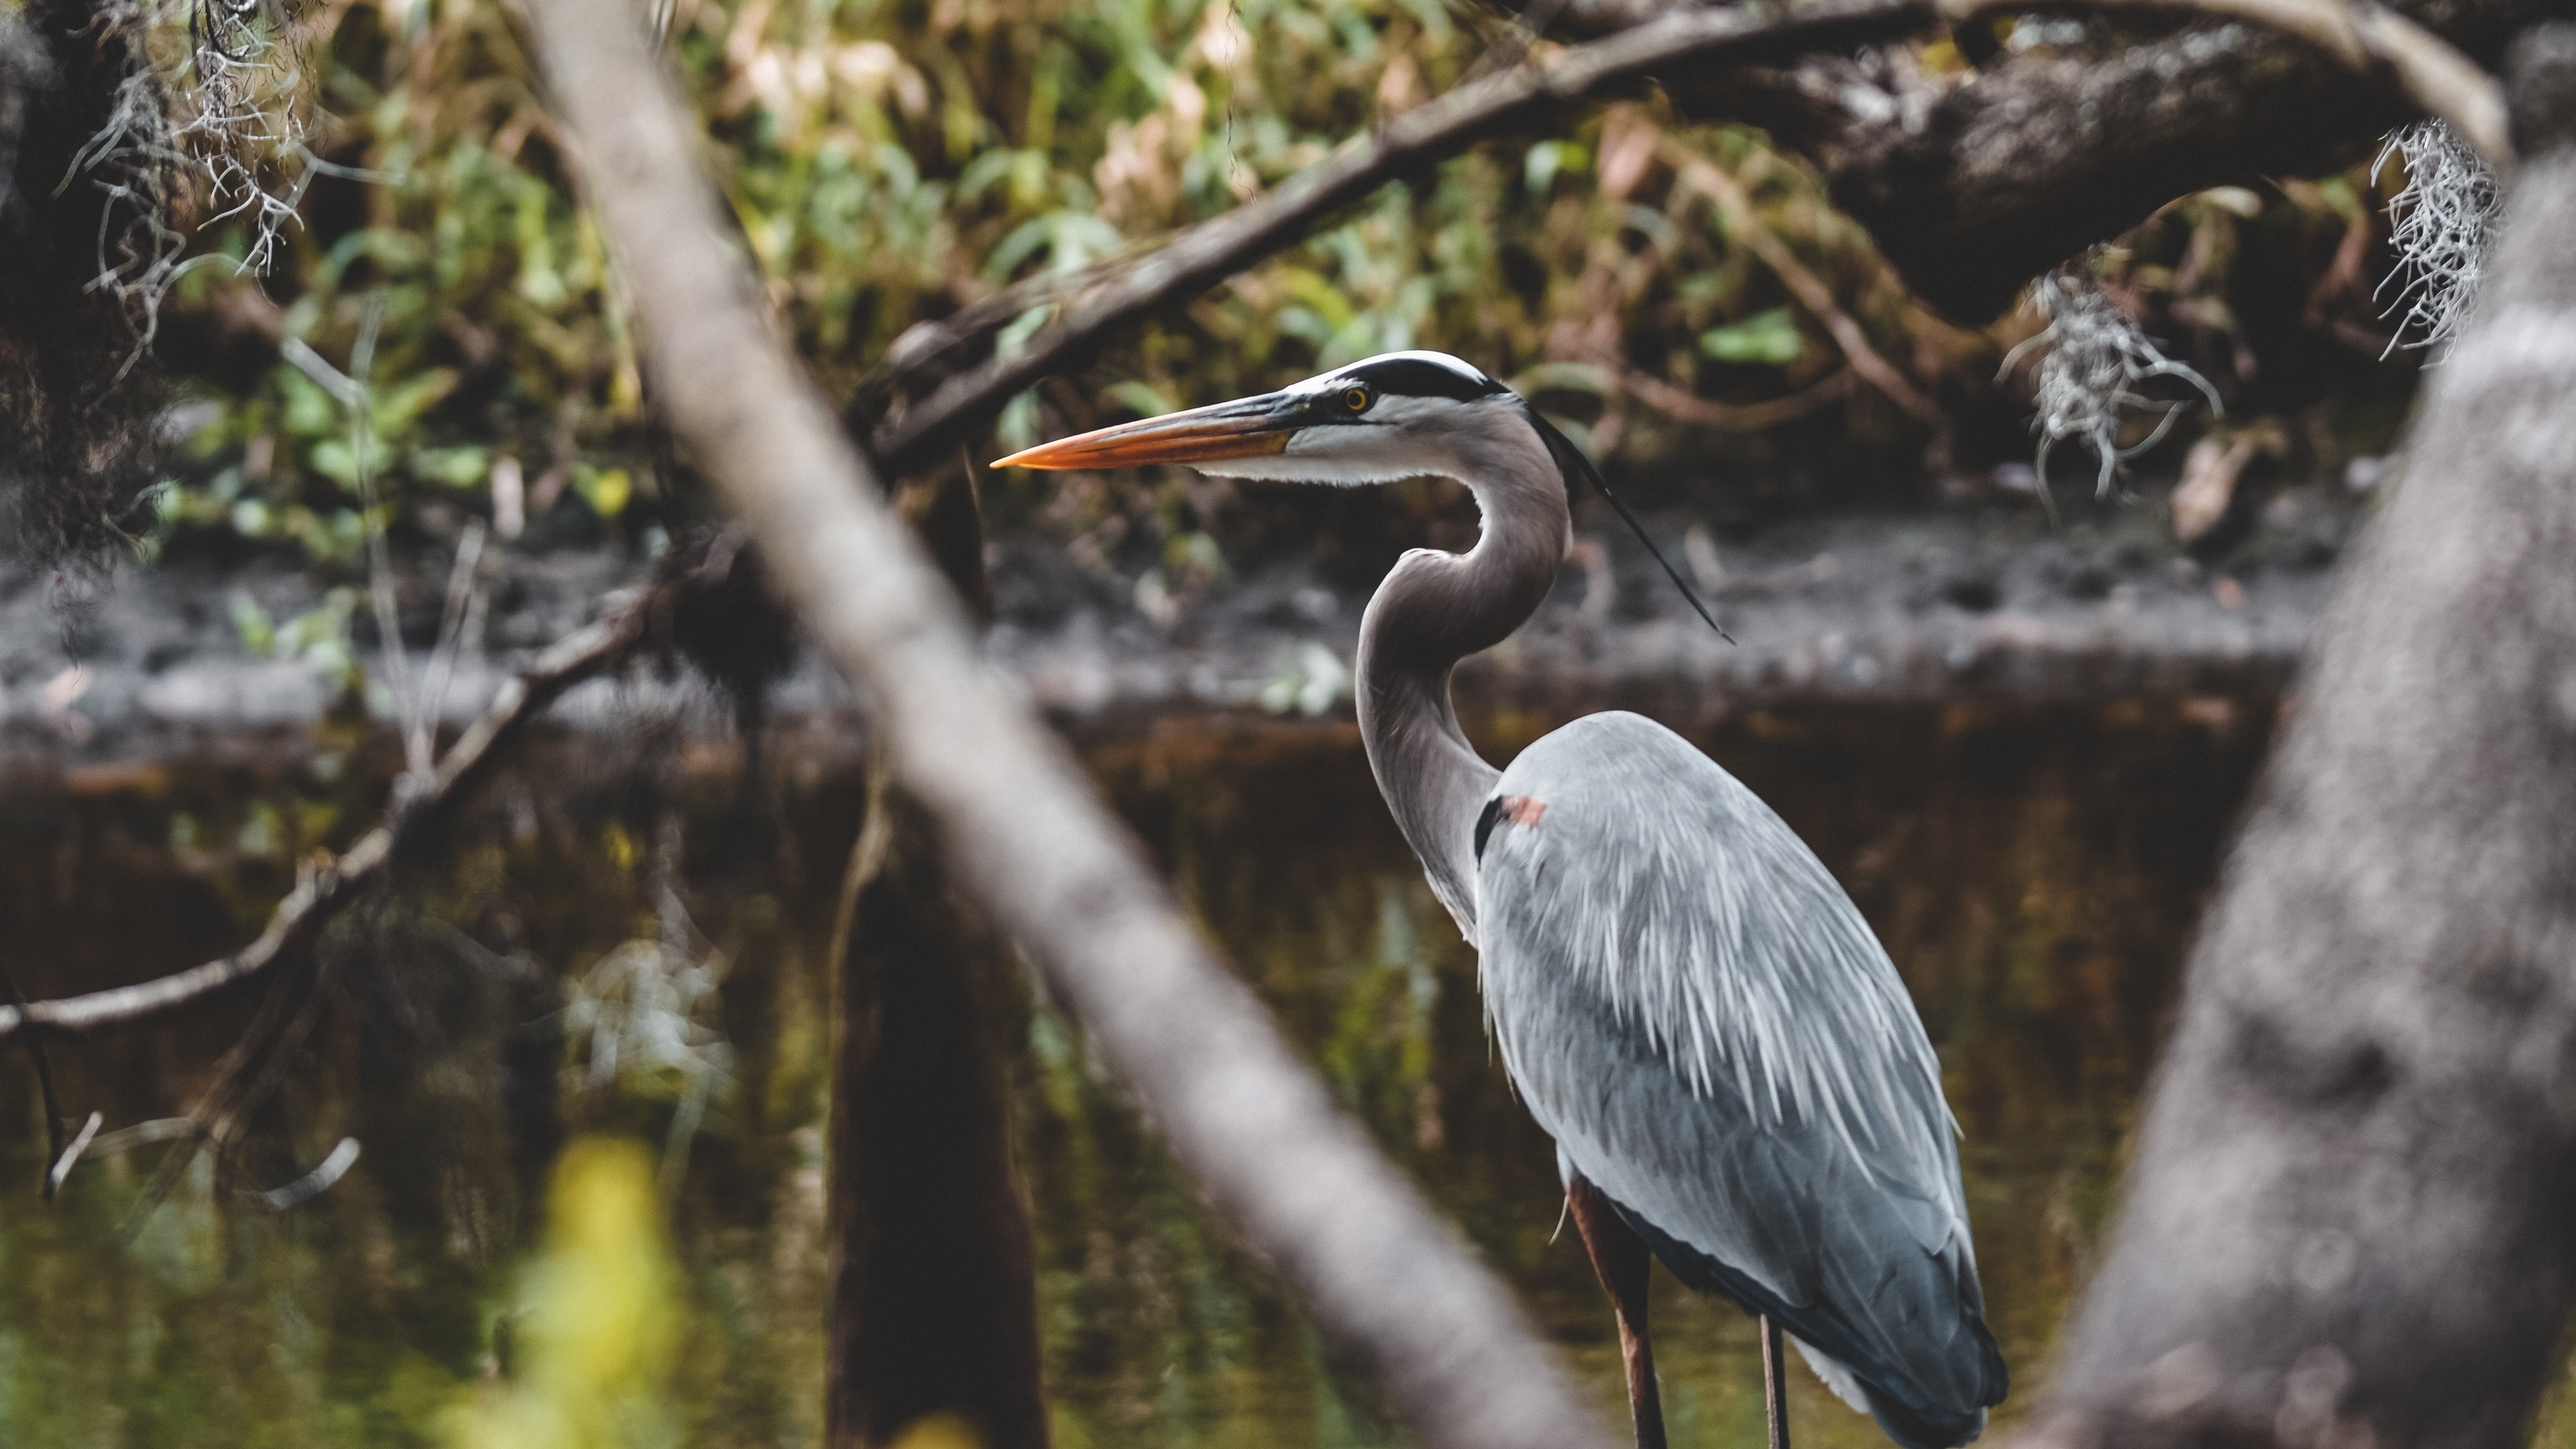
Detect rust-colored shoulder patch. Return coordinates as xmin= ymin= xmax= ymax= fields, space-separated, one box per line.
xmin=1473 ymin=794 xmax=1549 ymax=863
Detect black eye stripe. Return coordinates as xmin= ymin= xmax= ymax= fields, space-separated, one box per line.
xmin=1336 ymin=356 xmax=1508 ymax=402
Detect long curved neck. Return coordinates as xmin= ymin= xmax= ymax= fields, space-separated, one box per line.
xmin=1356 ymin=423 xmax=1570 ymax=942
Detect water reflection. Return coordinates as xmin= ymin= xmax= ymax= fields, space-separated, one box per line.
xmin=0 ymin=699 xmax=2274 ymax=1446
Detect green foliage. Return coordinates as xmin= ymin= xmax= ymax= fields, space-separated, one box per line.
xmin=136 ymin=0 xmax=2406 ymax=574
xmin=151 ymin=0 xmax=1972 ymax=567
xmin=229 ymin=585 xmax=363 ymax=687
xmin=1699 ymin=306 xmax=1804 ymax=365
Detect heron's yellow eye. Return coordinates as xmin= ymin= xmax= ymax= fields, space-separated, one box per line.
xmin=1344 ymin=387 xmax=1368 ymax=411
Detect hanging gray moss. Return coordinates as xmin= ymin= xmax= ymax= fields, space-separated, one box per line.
xmin=2377 ymin=119 xmax=2501 ymax=355
xmin=0 ymin=0 xmax=305 ymax=604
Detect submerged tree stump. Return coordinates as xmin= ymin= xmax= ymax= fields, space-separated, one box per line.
xmin=826 ymin=789 xmax=1049 ymax=1449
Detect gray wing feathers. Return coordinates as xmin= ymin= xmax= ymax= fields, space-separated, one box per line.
xmin=1478 ymin=711 xmax=1990 ymax=1422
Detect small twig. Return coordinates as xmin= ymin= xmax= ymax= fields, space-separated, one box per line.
xmin=350 ymin=298 xmax=431 ymax=780
xmin=417 ymin=518 xmax=490 ymax=749
xmin=0 ymin=962 xmax=65 ymax=1199
xmin=824 ymin=750 xmax=898 ymax=983
xmin=97 ymin=545 xmax=741 ymax=1230
xmin=1613 ymin=362 xmax=1857 ymax=430
xmin=85 ymin=1118 xmax=198 ymax=1158
xmin=1461 ymin=0 xmax=1578 ymax=85
xmin=1659 ymin=140 xmax=1949 ymax=433
xmin=863 ymin=0 xmax=1943 ymax=476
xmin=123 ymin=931 xmax=335 ymax=1234
xmin=244 ymin=1137 xmax=360 ymax=1212
xmin=48 ymin=1112 xmax=103 ymax=1196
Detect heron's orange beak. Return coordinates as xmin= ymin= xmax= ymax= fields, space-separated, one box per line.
xmin=990 ymin=395 xmax=1295 ymax=470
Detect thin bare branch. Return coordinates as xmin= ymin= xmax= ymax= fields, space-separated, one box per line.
xmin=1660 ymin=138 xmax=1948 ymax=432
xmin=48 ymin=1112 xmax=101 ymax=1195
xmin=863 ymin=0 xmax=1943 ymax=476
xmin=527 ymin=0 xmax=1619 ymax=1442
xmin=418 ymin=517 xmax=490 ymax=751
xmin=0 ymin=588 xmax=656 ymax=1043
xmin=1615 ymin=362 xmax=1858 ymax=429
xmin=245 ymin=1136 xmax=360 ymax=1212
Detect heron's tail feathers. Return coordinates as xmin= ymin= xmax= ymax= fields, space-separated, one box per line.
xmin=1607 ymin=1191 xmax=2008 ymax=1449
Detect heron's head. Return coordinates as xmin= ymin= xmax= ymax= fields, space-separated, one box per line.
xmin=993 ymin=350 xmax=1735 ymax=641
xmin=989 ymin=351 xmax=1538 ymax=486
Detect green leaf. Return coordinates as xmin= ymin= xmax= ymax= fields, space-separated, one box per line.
xmin=228 ymin=590 xmax=277 ymax=657
xmin=1103 ymin=380 xmax=1179 ymax=418
xmin=410 ymin=445 xmax=490 ymax=488
xmin=1699 ymin=307 xmax=1807 ymax=365
xmin=309 ymin=438 xmax=363 ymax=486
xmin=370 ymin=368 xmax=462 ymax=441
xmin=279 ymin=369 xmax=339 ymax=440
xmin=1523 ymin=140 xmax=1587 ymax=196
xmin=1279 ymin=268 xmax=1356 ymax=334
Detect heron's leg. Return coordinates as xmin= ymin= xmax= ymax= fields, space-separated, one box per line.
xmin=1760 ymin=1312 xmax=1790 ymax=1449
xmin=1566 ymin=1172 xmax=1667 ymax=1449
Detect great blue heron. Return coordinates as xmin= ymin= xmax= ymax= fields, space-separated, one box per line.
xmin=996 ymin=351 xmax=2008 ymax=1449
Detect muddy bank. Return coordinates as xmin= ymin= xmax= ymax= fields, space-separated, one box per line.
xmin=0 ymin=476 xmax=2360 ymax=765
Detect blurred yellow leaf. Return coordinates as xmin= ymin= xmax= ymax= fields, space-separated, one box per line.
xmin=890 ymin=1412 xmax=985 ymax=1449
xmin=449 ymin=1137 xmax=679 ymax=1449
xmin=576 ymin=466 xmax=633 ymax=519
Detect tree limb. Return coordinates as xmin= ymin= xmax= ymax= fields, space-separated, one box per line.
xmin=0 ymin=583 xmax=656 ymax=1042
xmin=2032 ymin=27 xmax=2576 ymax=1448
xmin=525 ymin=1 xmax=1618 ymax=1443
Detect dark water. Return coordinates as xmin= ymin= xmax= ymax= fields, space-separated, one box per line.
xmin=0 ymin=698 xmax=2282 ymax=1447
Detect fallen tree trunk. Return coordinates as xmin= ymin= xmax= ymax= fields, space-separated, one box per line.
xmin=2034 ymin=27 xmax=2576 ymax=1448
xmin=523 ymin=2 xmax=1616 ymax=1444
xmin=1572 ymin=0 xmax=2561 ymax=321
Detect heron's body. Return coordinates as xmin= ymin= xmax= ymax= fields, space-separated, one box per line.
xmin=997 ymin=350 xmax=2006 ymax=1448
xmin=1481 ymin=716 xmax=2002 ymax=1448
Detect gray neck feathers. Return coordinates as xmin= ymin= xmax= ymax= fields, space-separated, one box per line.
xmin=1355 ymin=407 xmax=1570 ymax=941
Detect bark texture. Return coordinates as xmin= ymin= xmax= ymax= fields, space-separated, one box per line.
xmin=827 ymin=801 xmax=1048 ymax=1449
xmin=1567 ymin=0 xmax=2564 ymax=320
xmin=2036 ymin=30 xmax=2576 ymax=1449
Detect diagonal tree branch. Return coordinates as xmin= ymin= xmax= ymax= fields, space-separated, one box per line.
xmin=0 ymin=582 xmax=659 ymax=1042
xmin=525 ymin=0 xmax=1619 ymax=1442
xmin=863 ymin=0 xmax=1945 ymax=477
